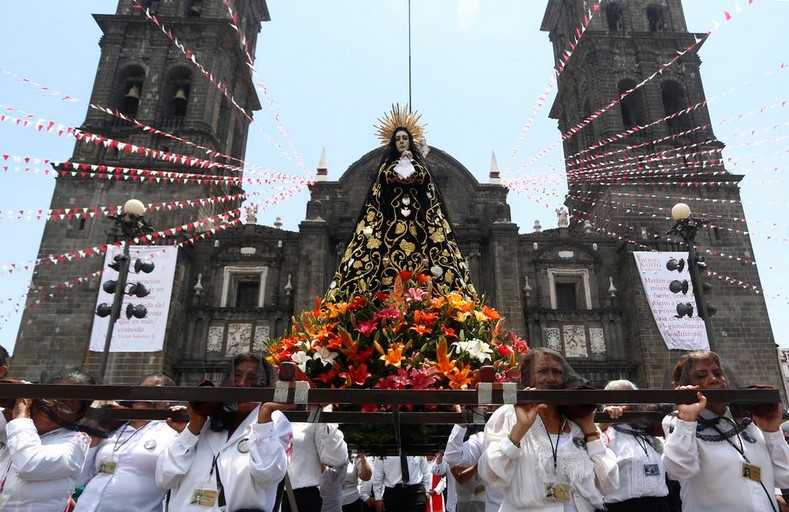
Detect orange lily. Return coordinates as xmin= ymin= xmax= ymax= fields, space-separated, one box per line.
xmin=414 ymin=310 xmax=438 ymax=326
xmin=453 ymin=310 xmax=471 ymax=322
xmin=441 ymin=326 xmax=458 ymax=339
xmin=446 ymin=364 xmax=473 ymax=389
xmin=429 ymin=296 xmax=446 ymax=310
xmin=447 ymin=292 xmax=473 ymax=312
xmin=435 ymin=338 xmax=456 ymax=374
xmin=380 ymin=342 xmax=406 ymax=367
xmin=326 ymin=302 xmax=350 ymax=318
xmin=409 ymin=324 xmax=433 ymax=336
xmin=482 ymin=305 xmax=501 ymax=320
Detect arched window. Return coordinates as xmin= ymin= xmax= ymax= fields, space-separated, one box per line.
xmin=646 ymin=5 xmax=665 ymax=32
xmin=607 ymin=3 xmax=624 ymax=31
xmin=116 ymin=65 xmax=146 ymax=117
xmin=186 ymin=0 xmax=202 ymax=17
xmin=138 ymin=0 xmax=159 ymax=14
xmin=618 ymin=79 xmax=647 ymax=133
xmin=162 ymin=68 xmax=192 ymax=128
xmin=661 ymin=80 xmax=693 ymax=135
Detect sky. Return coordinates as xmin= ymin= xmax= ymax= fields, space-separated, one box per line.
xmin=0 ymin=0 xmax=787 ymax=354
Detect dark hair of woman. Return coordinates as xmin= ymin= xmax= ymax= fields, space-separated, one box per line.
xmin=137 ymin=373 xmax=175 ymax=386
xmin=209 ymin=353 xmax=275 ymax=432
xmin=36 ymin=366 xmax=99 ymax=431
xmin=675 ymin=350 xmax=725 ymax=387
xmin=519 ymin=347 xmax=587 ymax=388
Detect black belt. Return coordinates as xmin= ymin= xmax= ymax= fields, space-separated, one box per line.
xmin=390 ymin=483 xmax=421 ymax=489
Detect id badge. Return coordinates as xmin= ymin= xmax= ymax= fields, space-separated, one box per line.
xmin=742 ymin=463 xmax=762 ymax=482
xmin=544 ymin=482 xmax=571 ymax=502
xmin=97 ymin=458 xmax=117 ymax=475
xmin=643 ymin=463 xmax=660 ymax=476
xmin=473 ymin=484 xmax=485 ymax=495
xmin=189 ymin=488 xmax=218 ymax=507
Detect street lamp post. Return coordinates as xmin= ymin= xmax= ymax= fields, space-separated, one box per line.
xmin=97 ymin=199 xmax=154 ymax=380
xmin=667 ymin=202 xmax=716 ymax=349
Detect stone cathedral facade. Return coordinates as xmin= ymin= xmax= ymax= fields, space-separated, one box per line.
xmin=13 ymin=0 xmax=781 ymax=391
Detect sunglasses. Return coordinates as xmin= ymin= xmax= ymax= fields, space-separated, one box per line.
xmin=41 ymin=399 xmax=80 ymax=415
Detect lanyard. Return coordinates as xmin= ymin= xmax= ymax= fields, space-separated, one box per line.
xmin=209 ymin=454 xmax=226 ymax=508
xmin=613 ymin=425 xmax=653 ymax=458
xmin=711 ymin=418 xmax=749 ymax=464
xmin=543 ymin=418 xmax=568 ymax=471
xmin=112 ymin=422 xmax=150 ymax=453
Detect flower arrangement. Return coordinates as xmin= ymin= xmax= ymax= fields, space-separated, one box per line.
xmin=265 ymin=271 xmax=528 ymax=405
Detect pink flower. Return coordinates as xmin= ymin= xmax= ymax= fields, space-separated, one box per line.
xmin=404 ymin=287 xmax=426 ymax=303
xmin=375 ymin=307 xmax=401 ymax=322
xmin=408 ymin=367 xmax=439 ymax=389
xmin=354 ymin=319 xmax=378 ymax=337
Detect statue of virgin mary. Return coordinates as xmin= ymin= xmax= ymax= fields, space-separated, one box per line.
xmin=326 ymin=105 xmax=476 ymax=301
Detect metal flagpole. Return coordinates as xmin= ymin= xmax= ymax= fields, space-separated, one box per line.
xmin=408 ymin=0 xmax=412 ymax=112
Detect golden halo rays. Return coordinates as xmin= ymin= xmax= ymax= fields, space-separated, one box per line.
xmin=374 ymin=103 xmax=426 ymax=147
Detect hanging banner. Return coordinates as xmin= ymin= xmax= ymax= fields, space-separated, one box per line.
xmin=89 ymin=245 xmax=178 ymax=352
xmin=633 ymin=251 xmax=709 ymax=351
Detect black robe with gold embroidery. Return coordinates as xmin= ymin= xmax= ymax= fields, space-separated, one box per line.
xmin=326 ymin=155 xmax=476 ymax=301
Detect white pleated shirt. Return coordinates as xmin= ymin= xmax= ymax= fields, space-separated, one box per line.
xmin=75 ymin=420 xmax=178 ymax=512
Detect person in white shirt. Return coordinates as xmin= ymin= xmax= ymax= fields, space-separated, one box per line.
xmin=478 ymin=348 xmax=619 ymax=512
xmin=283 ymin=420 xmax=348 ymax=511
xmin=444 ymin=424 xmax=502 ymax=512
xmin=372 ymin=455 xmax=431 ymax=511
xmin=451 ymin=463 xmax=487 ymax=512
xmin=600 ymin=379 xmax=669 ymax=512
xmin=662 ymin=350 xmax=789 ymax=512
xmin=156 ymin=353 xmax=294 ymax=512
xmin=359 ymin=458 xmax=376 ymax=511
xmin=427 ymin=453 xmax=447 ymax=512
xmin=0 ymin=366 xmax=96 ymax=512
xmin=320 ymin=461 xmax=348 ymax=512
xmin=75 ymin=374 xmax=179 ymax=512
xmin=340 ymin=451 xmax=372 ymax=512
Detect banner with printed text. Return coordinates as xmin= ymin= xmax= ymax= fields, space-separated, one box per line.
xmin=89 ymin=245 xmax=178 ymax=352
xmin=633 ymin=251 xmax=709 ymax=351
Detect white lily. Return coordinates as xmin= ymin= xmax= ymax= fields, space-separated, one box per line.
xmin=291 ymin=351 xmax=310 ymax=372
xmin=467 ymin=338 xmax=493 ymax=363
xmin=313 ymin=346 xmax=339 ymax=367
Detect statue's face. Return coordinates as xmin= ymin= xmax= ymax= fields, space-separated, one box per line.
xmin=394 ymin=130 xmax=410 ymax=155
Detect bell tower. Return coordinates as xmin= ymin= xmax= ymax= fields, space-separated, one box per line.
xmin=13 ymin=0 xmax=270 ymax=382
xmin=541 ymin=1 xmax=779 ymax=387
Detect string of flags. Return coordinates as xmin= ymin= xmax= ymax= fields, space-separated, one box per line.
xmin=563 ymin=62 xmax=789 ymax=165
xmin=515 ymin=0 xmax=757 ymax=176
xmin=130 ymin=0 xmax=306 ymax=175
xmin=0 ymin=181 xmax=305 ymax=276
xmin=503 ymin=1 xmax=603 ymax=174
xmin=0 ymin=70 xmax=306 ymax=174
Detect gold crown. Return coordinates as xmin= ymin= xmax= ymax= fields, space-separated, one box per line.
xmin=374 ymin=103 xmax=426 ymax=147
